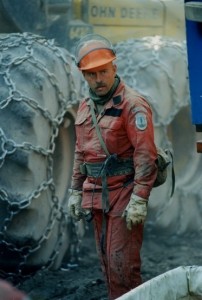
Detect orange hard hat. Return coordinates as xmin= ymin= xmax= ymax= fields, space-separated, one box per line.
xmin=75 ymin=34 xmax=116 ymax=71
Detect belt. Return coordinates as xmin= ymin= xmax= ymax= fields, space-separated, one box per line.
xmin=80 ymin=154 xmax=134 ymax=213
xmin=80 ymin=156 xmax=134 ymax=178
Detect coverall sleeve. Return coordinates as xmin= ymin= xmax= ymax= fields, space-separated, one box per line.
xmin=70 ymin=102 xmax=87 ymax=191
xmin=126 ymin=101 xmax=157 ymax=199
xmin=70 ymin=141 xmax=86 ymax=191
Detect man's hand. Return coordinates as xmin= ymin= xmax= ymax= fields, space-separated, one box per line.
xmin=68 ymin=189 xmax=83 ymax=221
xmin=122 ymin=194 xmax=148 ymax=230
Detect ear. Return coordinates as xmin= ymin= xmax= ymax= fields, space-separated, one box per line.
xmin=113 ymin=64 xmax=117 ymax=74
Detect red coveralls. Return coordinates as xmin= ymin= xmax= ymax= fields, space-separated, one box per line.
xmin=71 ymin=80 xmax=157 ymax=299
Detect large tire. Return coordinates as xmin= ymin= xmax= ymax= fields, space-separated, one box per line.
xmin=0 ymin=33 xmax=79 ymax=278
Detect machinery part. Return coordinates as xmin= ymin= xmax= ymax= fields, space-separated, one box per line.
xmin=72 ymin=0 xmax=185 ymax=43
xmin=0 ymin=0 xmax=72 ymax=48
xmin=116 ymin=266 xmax=202 ymax=300
xmin=0 ymin=32 xmax=79 ymax=279
xmin=0 ymin=0 xmax=185 ymax=51
xmin=184 ymin=0 xmax=202 ymax=127
xmin=185 ymin=1 xmax=202 ymax=22
xmin=184 ymin=0 xmax=202 ymax=155
xmin=1 ymin=0 xmax=71 ymax=32
xmin=1 ymin=0 xmax=47 ymax=32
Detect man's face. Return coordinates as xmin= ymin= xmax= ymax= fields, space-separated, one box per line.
xmin=82 ymin=63 xmax=117 ymax=96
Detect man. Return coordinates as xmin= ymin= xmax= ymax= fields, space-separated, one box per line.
xmin=68 ymin=34 xmax=157 ymax=299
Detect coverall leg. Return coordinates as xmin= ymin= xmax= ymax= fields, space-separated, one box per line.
xmin=93 ymin=209 xmax=143 ymax=299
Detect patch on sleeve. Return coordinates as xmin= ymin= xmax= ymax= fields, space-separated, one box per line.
xmin=135 ymin=112 xmax=147 ymax=130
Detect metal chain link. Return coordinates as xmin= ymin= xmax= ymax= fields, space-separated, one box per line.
xmin=0 ymin=32 xmax=79 ymax=278
xmin=114 ymin=37 xmax=189 ymax=127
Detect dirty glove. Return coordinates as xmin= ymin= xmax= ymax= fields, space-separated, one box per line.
xmin=68 ymin=189 xmax=83 ymax=221
xmin=122 ymin=194 xmax=148 ymax=230
xmin=68 ymin=189 xmax=91 ymax=221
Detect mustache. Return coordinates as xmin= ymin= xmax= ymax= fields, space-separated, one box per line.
xmin=95 ymin=83 xmax=106 ymax=88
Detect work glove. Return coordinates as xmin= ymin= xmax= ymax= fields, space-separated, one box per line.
xmin=122 ymin=194 xmax=148 ymax=230
xmin=68 ymin=189 xmax=83 ymax=221
xmin=68 ymin=189 xmax=92 ymax=221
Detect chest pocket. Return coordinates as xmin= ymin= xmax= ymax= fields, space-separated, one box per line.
xmin=99 ymin=116 xmax=122 ymax=131
xmin=99 ymin=116 xmax=124 ymax=153
xmin=75 ymin=108 xmax=90 ymax=126
xmin=75 ymin=108 xmax=92 ymax=150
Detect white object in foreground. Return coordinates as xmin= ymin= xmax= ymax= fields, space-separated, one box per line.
xmin=116 ymin=266 xmax=202 ymax=300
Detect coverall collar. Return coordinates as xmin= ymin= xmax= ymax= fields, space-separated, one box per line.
xmin=86 ymin=80 xmax=125 ymax=113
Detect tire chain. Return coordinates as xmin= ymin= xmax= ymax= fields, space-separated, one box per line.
xmin=114 ymin=37 xmax=189 ymax=127
xmin=0 ymin=33 xmax=79 ymax=279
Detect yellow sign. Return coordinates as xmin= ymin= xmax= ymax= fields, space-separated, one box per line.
xmin=72 ymin=0 xmax=185 ymax=42
xmin=86 ymin=0 xmax=164 ymax=26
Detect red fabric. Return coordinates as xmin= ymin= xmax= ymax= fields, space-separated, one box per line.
xmin=93 ymin=183 xmax=143 ymax=299
xmin=71 ymin=80 xmax=157 ymax=202
xmin=0 ymin=280 xmax=27 ymax=300
xmin=71 ymin=80 xmax=157 ymax=298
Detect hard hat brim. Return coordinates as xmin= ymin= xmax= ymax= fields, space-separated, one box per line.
xmin=78 ymin=48 xmax=116 ymax=71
